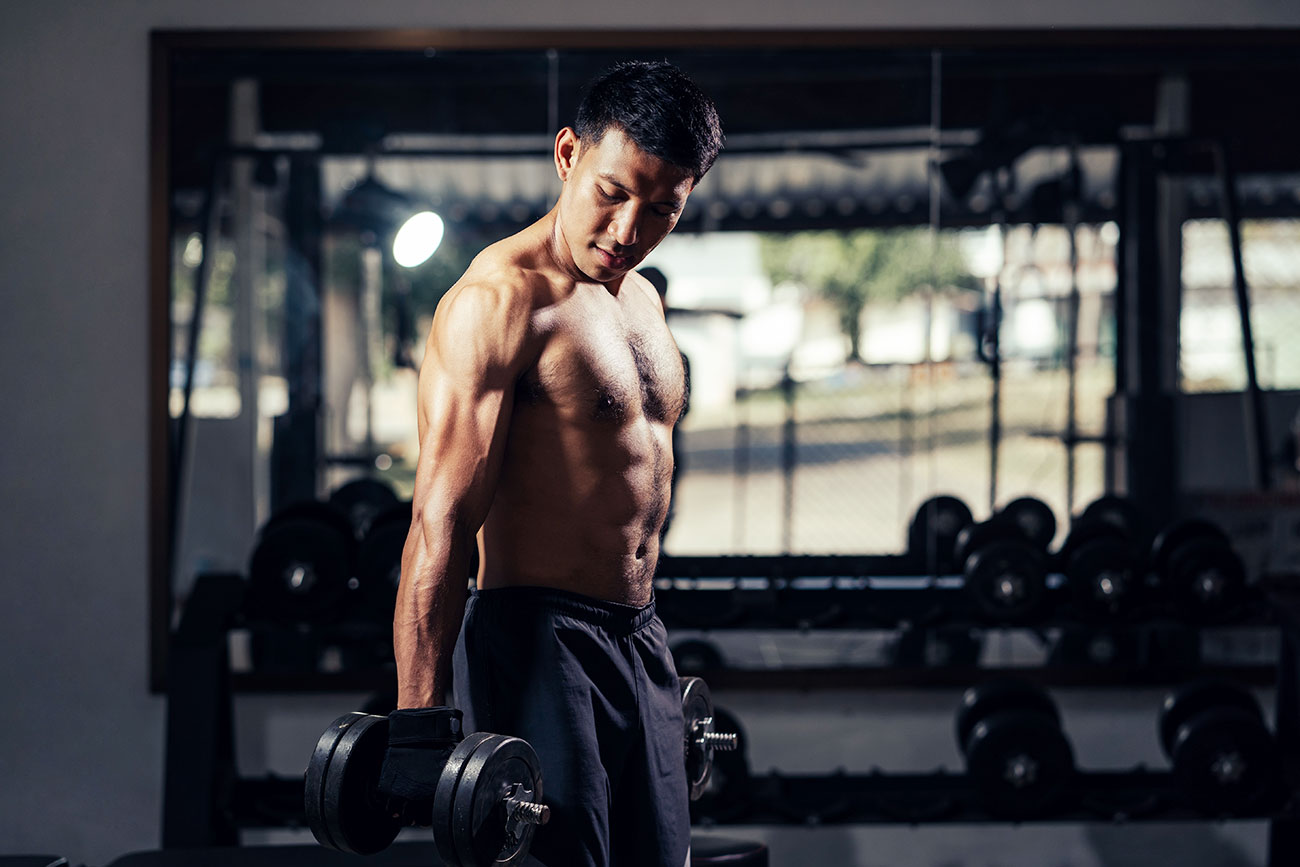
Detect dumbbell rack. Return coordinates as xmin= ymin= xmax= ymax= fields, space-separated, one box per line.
xmin=653 ymin=554 xmax=1276 ymax=690
xmin=163 ymin=572 xmax=338 ymax=846
xmin=660 ymin=557 xmax=1300 ymax=866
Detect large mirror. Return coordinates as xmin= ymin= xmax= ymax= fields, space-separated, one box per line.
xmin=151 ymin=32 xmax=1300 ymax=687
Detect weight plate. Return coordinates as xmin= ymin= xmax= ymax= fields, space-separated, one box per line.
xmin=965 ymin=709 xmax=1075 ymax=819
xmin=692 ymin=706 xmax=750 ymax=815
xmin=357 ymin=503 xmax=413 ymax=621
xmin=1171 ymin=706 xmax=1278 ymax=815
xmin=433 ymin=732 xmax=496 ymax=867
xmin=671 ymin=639 xmax=724 ymax=675
xmin=907 ymin=495 xmax=975 ymax=574
xmin=1150 ymin=519 xmax=1230 ymax=576
xmin=963 ymin=540 xmax=1050 ymax=624
xmin=450 ymin=735 xmax=544 ymax=867
xmin=681 ymin=677 xmax=715 ymax=800
xmin=956 ymin=679 xmax=1060 ymax=754
xmin=263 ymin=500 xmax=355 ymax=541
xmin=330 ymin=478 xmax=400 ymax=538
xmin=247 ymin=518 xmax=356 ymax=624
xmin=1000 ymin=497 xmax=1057 ymax=550
xmin=1167 ymin=538 xmax=1247 ymax=621
xmin=1065 ymin=532 xmax=1141 ymax=619
xmin=953 ymin=519 xmax=1019 ymax=573
xmin=305 ymin=713 xmax=355 ymax=851
xmin=1158 ymin=680 xmax=1263 ymax=758
xmin=1078 ymin=494 xmax=1144 ymax=540
xmin=305 ymin=712 xmax=402 ymax=856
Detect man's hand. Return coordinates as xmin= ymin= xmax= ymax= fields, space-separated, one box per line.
xmin=377 ymin=706 xmax=464 ymax=823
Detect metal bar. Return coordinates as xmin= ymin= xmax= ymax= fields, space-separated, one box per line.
xmin=1064 ymin=143 xmax=1083 ymax=515
xmin=1212 ymin=141 xmax=1272 ymax=491
xmin=168 ymin=158 xmax=222 ymax=588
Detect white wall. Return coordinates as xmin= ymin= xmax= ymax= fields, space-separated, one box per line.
xmin=4 ymin=2 xmax=1300 ymax=864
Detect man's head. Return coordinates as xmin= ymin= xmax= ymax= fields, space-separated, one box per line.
xmin=553 ymin=61 xmax=723 ymax=283
xmin=575 ymin=60 xmax=723 ymax=185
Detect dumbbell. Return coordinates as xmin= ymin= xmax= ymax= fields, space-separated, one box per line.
xmin=689 ymin=706 xmax=751 ymax=818
xmin=305 ymin=712 xmax=548 ymax=866
xmin=247 ymin=500 xmax=358 ymax=624
xmin=954 ymin=518 xmax=1051 ymax=623
xmin=1151 ymin=519 xmax=1247 ymax=621
xmin=1058 ymin=518 xmax=1142 ymax=619
xmin=955 ymin=679 xmax=1076 ymax=819
xmin=329 ymin=477 xmax=400 ymax=539
xmin=907 ymin=495 xmax=975 ymax=574
xmin=307 ymin=679 xmax=734 ymax=863
xmin=1158 ymin=680 xmax=1279 ymax=815
xmin=1078 ymin=494 xmax=1148 ymax=547
xmin=998 ymin=496 xmax=1057 ymax=551
xmin=681 ymin=677 xmax=740 ymax=800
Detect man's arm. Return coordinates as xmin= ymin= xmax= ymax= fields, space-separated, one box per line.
xmin=395 ymin=277 xmax=532 ymax=708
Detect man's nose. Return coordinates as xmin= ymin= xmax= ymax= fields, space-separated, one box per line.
xmin=609 ymin=204 xmax=640 ymax=248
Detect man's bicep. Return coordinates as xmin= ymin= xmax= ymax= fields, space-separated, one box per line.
xmin=412 ymin=284 xmax=527 ymax=530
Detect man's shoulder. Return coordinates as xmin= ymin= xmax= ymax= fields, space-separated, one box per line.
xmin=450 ymin=237 xmax=555 ymax=312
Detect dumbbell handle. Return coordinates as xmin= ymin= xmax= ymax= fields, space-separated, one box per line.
xmin=507 ymin=797 xmax=551 ymax=826
xmin=702 ymin=731 xmax=739 ymax=751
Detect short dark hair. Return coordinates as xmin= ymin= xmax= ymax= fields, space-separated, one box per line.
xmin=574 ymin=60 xmax=723 ymax=183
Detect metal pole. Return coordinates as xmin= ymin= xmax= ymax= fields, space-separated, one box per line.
xmin=1064 ymin=143 xmax=1082 ymax=515
xmin=169 ymin=158 xmax=222 ymax=587
xmin=1213 ymin=141 xmax=1271 ymax=491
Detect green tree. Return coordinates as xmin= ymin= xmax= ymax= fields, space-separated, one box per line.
xmin=759 ymin=228 xmax=981 ymax=359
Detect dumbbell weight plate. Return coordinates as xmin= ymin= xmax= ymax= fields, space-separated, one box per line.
xmin=248 ymin=518 xmax=356 ymax=624
xmin=963 ymin=539 xmax=1050 ymax=624
xmin=691 ymin=705 xmax=750 ymax=816
xmin=330 ymin=478 xmax=400 ymax=539
xmin=1061 ymin=522 xmax=1141 ymax=619
xmin=1171 ymin=706 xmax=1278 ymax=815
xmin=1166 ymin=538 xmax=1247 ymax=621
xmin=681 ymin=676 xmax=716 ymax=801
xmin=1000 ymin=497 xmax=1057 ymax=550
xmin=955 ymin=679 xmax=1061 ymax=754
xmin=1078 ymin=494 xmax=1144 ymax=540
xmin=263 ymin=500 xmax=355 ymax=540
xmin=965 ymin=709 xmax=1075 ymax=819
xmin=1150 ymin=519 xmax=1230 ymax=576
xmin=1158 ymin=680 xmax=1263 ymax=758
xmin=357 ymin=502 xmax=413 ymax=620
xmin=304 ymin=712 xmax=402 ymax=856
xmin=434 ymin=732 xmax=544 ymax=867
xmin=908 ymin=495 xmax=975 ymax=574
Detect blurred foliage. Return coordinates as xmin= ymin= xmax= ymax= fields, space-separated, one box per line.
xmin=760 ymin=228 xmax=982 ymax=358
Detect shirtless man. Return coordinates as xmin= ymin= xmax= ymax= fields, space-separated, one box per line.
xmin=379 ymin=62 xmax=723 ymax=867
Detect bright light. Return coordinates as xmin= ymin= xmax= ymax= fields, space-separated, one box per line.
xmin=393 ymin=211 xmax=444 ymax=267
xmin=182 ymin=233 xmax=203 ymax=268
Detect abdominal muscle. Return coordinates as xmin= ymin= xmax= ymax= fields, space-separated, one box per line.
xmin=476 ymin=406 xmax=673 ymax=606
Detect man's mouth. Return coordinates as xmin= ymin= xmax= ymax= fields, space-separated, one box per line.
xmin=595 ymin=247 xmax=632 ymax=270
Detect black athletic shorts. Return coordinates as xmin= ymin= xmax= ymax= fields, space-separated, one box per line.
xmin=452 ymin=586 xmax=691 ymax=867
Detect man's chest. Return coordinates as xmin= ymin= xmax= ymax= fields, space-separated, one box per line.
xmin=519 ymin=307 xmax=685 ymax=425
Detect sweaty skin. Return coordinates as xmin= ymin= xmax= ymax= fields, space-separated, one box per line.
xmin=395 ymin=126 xmax=694 ymax=708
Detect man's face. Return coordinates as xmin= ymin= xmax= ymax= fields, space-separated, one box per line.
xmin=554 ymin=125 xmax=696 ymax=283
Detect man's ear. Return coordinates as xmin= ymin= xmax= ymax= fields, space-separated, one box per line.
xmin=554 ymin=127 xmax=581 ymax=182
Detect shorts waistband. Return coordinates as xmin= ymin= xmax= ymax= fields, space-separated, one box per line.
xmin=469 ymin=585 xmax=657 ymax=634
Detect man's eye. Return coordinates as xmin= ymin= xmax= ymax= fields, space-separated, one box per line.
xmin=598 ymin=187 xmax=618 ymax=201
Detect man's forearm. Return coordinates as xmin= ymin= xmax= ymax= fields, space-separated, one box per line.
xmin=393 ymin=520 xmax=472 ymax=708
